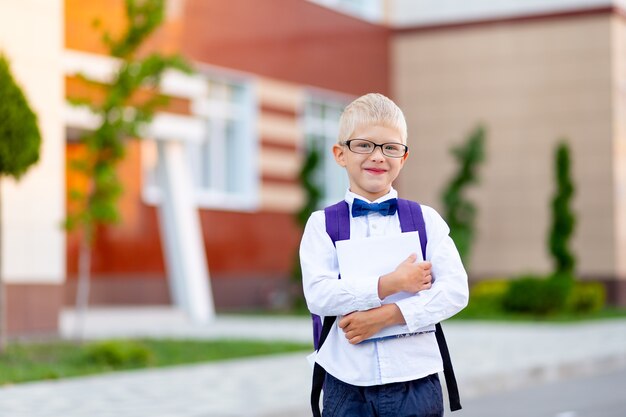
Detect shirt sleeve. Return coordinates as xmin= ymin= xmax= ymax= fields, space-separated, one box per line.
xmin=300 ymin=210 xmax=383 ymax=316
xmin=394 ymin=206 xmax=469 ymax=332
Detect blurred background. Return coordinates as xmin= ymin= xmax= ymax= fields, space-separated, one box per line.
xmin=1 ymin=1 xmax=626 ymax=416
xmin=1 ymin=0 xmax=624 ymax=336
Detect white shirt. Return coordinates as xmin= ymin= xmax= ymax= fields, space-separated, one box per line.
xmin=300 ymin=188 xmax=469 ymax=386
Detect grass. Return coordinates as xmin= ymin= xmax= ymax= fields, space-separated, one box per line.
xmin=451 ymin=305 xmax=626 ymax=322
xmin=447 ymin=277 xmax=626 ymax=322
xmin=0 ymin=338 xmax=311 ymax=386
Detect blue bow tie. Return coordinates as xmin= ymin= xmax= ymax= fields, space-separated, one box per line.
xmin=351 ymin=198 xmax=398 ymax=217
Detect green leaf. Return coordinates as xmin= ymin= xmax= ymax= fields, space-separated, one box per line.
xmin=65 ymin=0 xmax=193 ymax=245
xmin=548 ymin=141 xmax=576 ymax=275
xmin=0 ymin=54 xmax=42 ymax=178
xmin=439 ymin=125 xmax=486 ymax=266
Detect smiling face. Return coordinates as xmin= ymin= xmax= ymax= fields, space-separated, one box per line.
xmin=333 ymin=124 xmax=409 ymax=201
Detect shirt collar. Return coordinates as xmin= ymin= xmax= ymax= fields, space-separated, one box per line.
xmin=344 ymin=187 xmax=398 ymax=207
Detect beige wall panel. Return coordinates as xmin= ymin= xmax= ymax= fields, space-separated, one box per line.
xmin=259 ymin=148 xmax=302 ymax=179
xmin=613 ymin=16 xmax=626 ymax=280
xmin=260 ymin=183 xmax=304 ymax=212
xmin=0 ymin=0 xmax=66 ymax=284
xmin=393 ymin=15 xmax=614 ymax=278
xmin=257 ymin=77 xmax=304 ymax=113
xmin=258 ymin=113 xmax=302 ymax=146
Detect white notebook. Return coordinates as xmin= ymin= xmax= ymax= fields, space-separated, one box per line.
xmin=336 ymin=231 xmax=435 ymax=342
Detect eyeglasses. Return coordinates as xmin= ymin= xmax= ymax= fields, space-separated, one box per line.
xmin=343 ymin=139 xmax=408 ymax=158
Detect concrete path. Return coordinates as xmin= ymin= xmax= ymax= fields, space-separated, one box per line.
xmin=0 ymin=307 xmax=624 ymax=416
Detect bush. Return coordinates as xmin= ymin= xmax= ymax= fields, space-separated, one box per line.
xmin=440 ymin=125 xmax=486 ymax=266
xmin=471 ymin=279 xmax=510 ymax=299
xmin=469 ymin=279 xmax=508 ymax=308
xmin=0 ymin=54 xmax=41 ymax=178
xmin=453 ymin=279 xmax=510 ymax=318
xmin=549 ymin=141 xmax=576 ymax=275
xmin=502 ymin=274 xmax=573 ymax=315
xmin=469 ymin=275 xmax=606 ymax=318
xmin=567 ymin=282 xmax=606 ymax=314
xmin=83 ymin=340 xmax=153 ymax=368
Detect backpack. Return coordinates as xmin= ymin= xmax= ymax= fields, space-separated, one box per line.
xmin=310 ymin=199 xmax=461 ymax=417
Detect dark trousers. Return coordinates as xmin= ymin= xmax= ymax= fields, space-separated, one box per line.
xmin=322 ymin=372 xmax=444 ymax=417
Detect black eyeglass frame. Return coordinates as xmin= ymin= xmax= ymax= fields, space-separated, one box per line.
xmin=343 ymin=138 xmax=409 ymax=158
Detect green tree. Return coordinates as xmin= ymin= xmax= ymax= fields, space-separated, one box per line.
xmin=290 ymin=143 xmax=323 ymax=309
xmin=296 ymin=144 xmax=323 ymax=226
xmin=0 ymin=54 xmax=42 ymax=352
xmin=549 ymin=141 xmax=576 ymax=276
xmin=440 ymin=125 xmax=486 ymax=266
xmin=65 ymin=0 xmax=190 ymax=339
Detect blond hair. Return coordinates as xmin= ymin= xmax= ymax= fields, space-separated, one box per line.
xmin=337 ymin=93 xmax=407 ymax=144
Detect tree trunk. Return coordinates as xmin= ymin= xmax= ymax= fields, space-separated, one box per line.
xmin=0 ymin=184 xmax=5 ymax=353
xmin=74 ymin=236 xmax=92 ymax=342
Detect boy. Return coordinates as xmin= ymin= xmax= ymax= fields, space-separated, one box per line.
xmin=300 ymin=93 xmax=469 ymax=417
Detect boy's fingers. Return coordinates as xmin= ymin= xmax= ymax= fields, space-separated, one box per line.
xmin=344 ymin=330 xmax=363 ymax=344
xmin=338 ymin=314 xmax=352 ymax=329
xmin=405 ymin=253 xmax=418 ymax=263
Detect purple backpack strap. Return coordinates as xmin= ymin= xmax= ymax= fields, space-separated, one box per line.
xmin=310 ymin=201 xmax=351 ymax=417
xmin=397 ymin=198 xmax=427 ymax=259
xmin=397 ymin=199 xmax=462 ymax=411
xmin=311 ymin=201 xmax=350 ymax=350
xmin=324 ymin=200 xmax=351 ymax=246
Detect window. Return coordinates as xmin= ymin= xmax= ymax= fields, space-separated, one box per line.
xmin=188 ymin=78 xmax=256 ymax=203
xmin=143 ymin=72 xmax=258 ymax=210
xmin=307 ymin=0 xmax=384 ymax=23
xmin=303 ymin=95 xmax=350 ymax=207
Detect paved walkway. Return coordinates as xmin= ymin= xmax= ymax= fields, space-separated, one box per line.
xmin=0 ymin=307 xmax=624 ymax=416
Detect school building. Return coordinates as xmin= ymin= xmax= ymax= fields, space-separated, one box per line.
xmin=0 ymin=0 xmax=624 ymax=336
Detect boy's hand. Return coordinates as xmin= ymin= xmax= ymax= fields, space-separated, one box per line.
xmin=338 ymin=304 xmax=404 ymax=344
xmin=378 ymin=254 xmax=432 ymax=299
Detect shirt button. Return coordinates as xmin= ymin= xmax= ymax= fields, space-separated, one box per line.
xmin=372 ymin=224 xmax=377 ymax=229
